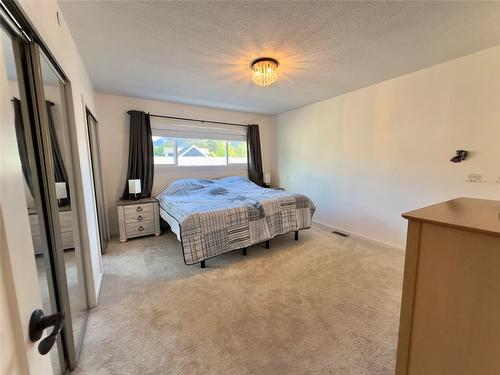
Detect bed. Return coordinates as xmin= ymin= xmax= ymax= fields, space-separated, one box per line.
xmin=156 ymin=176 xmax=316 ymax=267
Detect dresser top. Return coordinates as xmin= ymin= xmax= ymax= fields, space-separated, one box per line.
xmin=403 ymin=197 xmax=500 ymax=237
xmin=117 ymin=197 xmax=158 ymax=206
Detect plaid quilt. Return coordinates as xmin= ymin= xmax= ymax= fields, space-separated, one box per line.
xmin=156 ymin=176 xmax=316 ymax=265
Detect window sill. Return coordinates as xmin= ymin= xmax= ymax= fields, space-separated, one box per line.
xmin=154 ymin=164 xmax=247 ymax=172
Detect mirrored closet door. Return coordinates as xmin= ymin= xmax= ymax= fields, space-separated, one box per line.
xmin=30 ymin=45 xmax=90 ymax=360
xmin=0 ymin=19 xmax=67 ymax=374
xmin=1 ymin=2 xmax=89 ymax=371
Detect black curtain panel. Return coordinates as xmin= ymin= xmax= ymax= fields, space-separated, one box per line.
xmin=12 ymin=97 xmax=34 ymax=195
xmin=247 ymin=124 xmax=264 ymax=186
xmin=121 ymin=110 xmax=154 ymax=199
xmin=46 ymin=101 xmax=70 ymax=206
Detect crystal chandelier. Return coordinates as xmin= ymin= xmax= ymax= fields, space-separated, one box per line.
xmin=251 ymin=57 xmax=279 ymax=87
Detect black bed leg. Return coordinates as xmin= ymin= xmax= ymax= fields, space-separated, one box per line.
xmin=295 ymin=231 xmax=299 ymax=241
xmin=200 ymin=260 xmax=205 ymax=269
xmin=242 ymin=248 xmax=247 ymax=256
xmin=265 ymin=240 xmax=270 ymax=249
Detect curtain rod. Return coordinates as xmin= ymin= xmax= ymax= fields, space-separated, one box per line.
xmin=148 ymin=113 xmax=250 ymax=128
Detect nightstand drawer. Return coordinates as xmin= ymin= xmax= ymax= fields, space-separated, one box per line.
xmin=32 ymin=235 xmax=42 ymax=252
xmin=29 ymin=215 xmax=40 ymax=236
xmin=124 ymin=209 xmax=153 ymax=224
xmin=124 ymin=203 xmax=153 ymax=217
xmin=59 ymin=211 xmax=73 ymax=232
xmin=61 ymin=231 xmax=74 ymax=249
xmin=126 ymin=221 xmax=154 ymax=237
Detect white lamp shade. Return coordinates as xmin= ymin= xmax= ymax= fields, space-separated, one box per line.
xmin=263 ymin=172 xmax=271 ymax=184
xmin=128 ymin=179 xmax=142 ymax=194
xmin=55 ymin=182 xmax=67 ymax=199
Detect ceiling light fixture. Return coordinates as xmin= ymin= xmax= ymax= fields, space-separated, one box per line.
xmin=251 ymin=57 xmax=279 ymax=87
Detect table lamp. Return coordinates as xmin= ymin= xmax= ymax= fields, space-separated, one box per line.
xmin=128 ymin=179 xmax=141 ymax=200
xmin=263 ymin=172 xmax=271 ymax=188
xmin=55 ymin=182 xmax=67 ymax=205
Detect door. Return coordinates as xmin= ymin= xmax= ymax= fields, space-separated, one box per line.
xmin=1 ymin=5 xmax=89 ymax=373
xmin=86 ymin=110 xmax=109 ymax=253
xmin=0 ymin=14 xmax=63 ymax=374
xmin=31 ymin=44 xmax=90 ymax=361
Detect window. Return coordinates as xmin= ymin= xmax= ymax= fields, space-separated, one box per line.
xmin=151 ymin=119 xmax=248 ymax=167
xmin=228 ymin=140 xmax=247 ymax=164
xmin=178 ymin=138 xmax=226 ymax=166
xmin=153 ymin=136 xmax=175 ymax=165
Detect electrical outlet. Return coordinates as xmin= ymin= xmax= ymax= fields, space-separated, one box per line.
xmin=466 ymin=174 xmax=482 ymax=183
xmin=496 ymin=177 xmax=500 ymax=184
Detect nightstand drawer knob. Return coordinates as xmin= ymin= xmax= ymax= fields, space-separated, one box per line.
xmin=138 ymin=226 xmax=144 ymax=231
xmin=137 ymin=215 xmax=143 ymax=221
xmin=136 ymin=206 xmax=143 ymax=212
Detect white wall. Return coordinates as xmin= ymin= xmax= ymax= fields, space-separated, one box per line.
xmin=18 ymin=0 xmax=103 ymax=303
xmin=275 ymin=46 xmax=500 ymax=248
xmin=0 ymin=265 xmax=24 ymax=375
xmin=95 ymin=93 xmax=274 ymax=235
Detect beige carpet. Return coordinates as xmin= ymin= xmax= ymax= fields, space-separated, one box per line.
xmin=74 ymin=226 xmax=404 ymax=375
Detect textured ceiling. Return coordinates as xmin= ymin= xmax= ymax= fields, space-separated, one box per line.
xmin=58 ymin=1 xmax=500 ymax=115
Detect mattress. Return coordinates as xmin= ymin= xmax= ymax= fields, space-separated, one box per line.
xmin=156 ymin=176 xmax=316 ymax=265
xmin=159 ymin=206 xmax=181 ymax=240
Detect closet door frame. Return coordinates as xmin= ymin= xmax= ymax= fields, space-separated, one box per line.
xmin=86 ymin=108 xmax=110 ymax=253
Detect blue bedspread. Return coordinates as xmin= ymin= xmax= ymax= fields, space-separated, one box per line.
xmin=156 ymin=176 xmax=315 ymax=264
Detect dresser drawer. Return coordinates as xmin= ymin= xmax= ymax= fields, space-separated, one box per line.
xmin=126 ymin=220 xmax=154 ymax=237
xmin=124 ymin=203 xmax=153 ymax=217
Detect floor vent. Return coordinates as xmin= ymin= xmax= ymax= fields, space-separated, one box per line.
xmin=332 ymin=231 xmax=349 ymax=237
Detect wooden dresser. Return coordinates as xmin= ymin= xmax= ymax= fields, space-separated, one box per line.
xmin=396 ymin=197 xmax=500 ymax=375
xmin=117 ymin=197 xmax=161 ymax=242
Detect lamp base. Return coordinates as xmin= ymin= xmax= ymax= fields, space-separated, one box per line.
xmin=129 ymin=193 xmax=140 ymax=200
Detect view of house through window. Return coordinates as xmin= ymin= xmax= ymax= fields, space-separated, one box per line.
xmin=153 ymin=136 xmax=247 ymax=166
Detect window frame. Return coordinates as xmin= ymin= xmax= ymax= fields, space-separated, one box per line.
xmin=151 ymin=122 xmax=248 ymax=170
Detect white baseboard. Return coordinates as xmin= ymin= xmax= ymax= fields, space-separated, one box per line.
xmin=312 ymin=220 xmax=404 ymax=252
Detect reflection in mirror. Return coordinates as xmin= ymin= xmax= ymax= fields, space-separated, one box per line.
xmin=1 ymin=26 xmax=63 ymax=374
xmin=13 ymin=99 xmax=71 ymax=206
xmin=38 ymin=51 xmax=89 ymax=353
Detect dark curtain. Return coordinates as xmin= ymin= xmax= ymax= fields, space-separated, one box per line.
xmin=13 ymin=98 xmax=34 ymax=195
xmin=121 ymin=110 xmax=154 ymax=199
xmin=247 ymin=124 xmax=264 ymax=186
xmin=13 ymin=99 xmax=70 ymax=206
xmin=46 ymin=101 xmax=70 ymax=207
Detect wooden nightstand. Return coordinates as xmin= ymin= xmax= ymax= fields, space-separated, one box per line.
xmin=117 ymin=197 xmax=161 ymax=242
xmin=29 ymin=206 xmax=74 ymax=254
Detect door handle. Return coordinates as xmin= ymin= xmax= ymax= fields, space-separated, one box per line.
xmin=29 ymin=309 xmax=65 ymax=355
